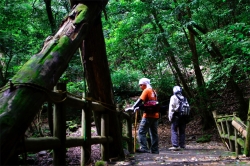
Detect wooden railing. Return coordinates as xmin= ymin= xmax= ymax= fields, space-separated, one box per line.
xmin=212 ymin=101 xmax=250 ymax=158
xmin=19 ymin=83 xmax=133 ymax=165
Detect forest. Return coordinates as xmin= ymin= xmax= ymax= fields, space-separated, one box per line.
xmin=0 ymin=0 xmax=249 ymax=165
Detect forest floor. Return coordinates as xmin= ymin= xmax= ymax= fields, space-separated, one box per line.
xmin=25 ymin=114 xmax=250 ymax=166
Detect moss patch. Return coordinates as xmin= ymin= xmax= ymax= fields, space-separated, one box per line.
xmin=196 ymin=134 xmax=212 ymax=143
xmin=51 ymin=35 xmax=71 ymax=54
xmin=74 ymin=5 xmax=88 ymax=24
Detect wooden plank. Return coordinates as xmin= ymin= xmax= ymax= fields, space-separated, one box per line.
xmin=226 ymin=120 xmax=234 ymax=151
xmin=90 ymin=136 xmax=113 ymax=144
xmin=217 ymin=117 xmax=233 ymax=123
xmin=237 ymin=138 xmax=245 ymax=148
xmin=22 ymin=137 xmax=60 ymax=152
xmin=91 ymin=101 xmax=106 ymax=112
xmin=22 ymin=136 xmax=113 ymax=152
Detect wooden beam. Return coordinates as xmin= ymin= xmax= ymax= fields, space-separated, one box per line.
xmin=244 ymin=99 xmax=250 ymax=156
xmin=232 ymin=120 xmax=247 ymax=138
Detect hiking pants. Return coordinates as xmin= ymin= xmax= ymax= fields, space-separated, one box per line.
xmin=171 ymin=116 xmax=186 ymax=148
xmin=138 ymin=117 xmax=159 ymax=153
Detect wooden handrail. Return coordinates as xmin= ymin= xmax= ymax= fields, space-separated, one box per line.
xmin=22 ymin=83 xmax=133 ymax=166
xmin=213 ymin=107 xmax=250 ymax=158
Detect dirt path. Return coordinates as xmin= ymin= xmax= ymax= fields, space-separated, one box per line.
xmin=107 ymin=115 xmax=250 ymax=166
xmin=108 ymin=141 xmax=250 ymax=165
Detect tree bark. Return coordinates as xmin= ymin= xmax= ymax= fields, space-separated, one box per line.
xmin=81 ymin=14 xmax=125 ymax=160
xmin=185 ymin=2 xmax=214 ymax=129
xmin=0 ymin=3 xmax=106 ymax=164
xmin=151 ymin=11 xmax=193 ymax=99
xmin=44 ymin=0 xmax=56 ymax=33
xmin=190 ymin=24 xmax=223 ymax=62
xmin=185 ymin=4 xmax=204 ymax=88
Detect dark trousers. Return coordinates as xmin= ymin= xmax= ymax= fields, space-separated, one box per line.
xmin=171 ymin=115 xmax=186 ymax=148
xmin=138 ymin=118 xmax=159 ymax=153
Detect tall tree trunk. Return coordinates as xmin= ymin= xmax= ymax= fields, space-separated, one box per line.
xmin=0 ymin=3 xmax=107 ymax=164
xmin=190 ymin=23 xmax=223 ymax=61
xmin=185 ymin=2 xmax=212 ymax=129
xmin=191 ymin=23 xmax=248 ymax=121
xmin=81 ymin=14 xmax=125 ymax=160
xmin=44 ymin=0 xmax=56 ymax=33
xmin=186 ymin=6 xmax=204 ymax=88
xmin=187 ymin=26 xmax=204 ymax=87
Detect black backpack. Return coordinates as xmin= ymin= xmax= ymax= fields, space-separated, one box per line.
xmin=175 ymin=95 xmax=190 ymax=117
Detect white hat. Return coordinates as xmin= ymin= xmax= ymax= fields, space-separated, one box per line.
xmin=139 ymin=78 xmax=152 ymax=89
xmin=173 ymin=86 xmax=182 ymax=94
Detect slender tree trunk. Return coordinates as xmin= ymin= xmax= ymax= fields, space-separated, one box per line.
xmin=81 ymin=14 xmax=125 ymax=160
xmin=44 ymin=0 xmax=56 ymax=33
xmin=0 ymin=3 xmax=107 ymax=164
xmin=190 ymin=24 xmax=224 ymax=61
xmin=151 ymin=11 xmax=192 ymax=99
xmin=185 ymin=2 xmax=214 ymax=129
xmin=186 ymin=5 xmax=204 ymax=88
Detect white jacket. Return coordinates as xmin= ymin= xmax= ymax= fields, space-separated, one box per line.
xmin=168 ymin=93 xmax=184 ymax=121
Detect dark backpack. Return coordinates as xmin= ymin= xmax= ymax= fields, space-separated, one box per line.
xmin=175 ymin=95 xmax=190 ymax=117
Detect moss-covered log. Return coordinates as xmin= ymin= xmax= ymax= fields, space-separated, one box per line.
xmin=0 ymin=2 xmax=107 ymax=165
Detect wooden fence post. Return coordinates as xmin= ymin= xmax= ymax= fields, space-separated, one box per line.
xmin=126 ymin=114 xmax=133 ymax=153
xmin=244 ymin=99 xmax=250 ymax=156
xmin=234 ymin=127 xmax=239 ymax=158
xmin=101 ymin=112 xmax=109 ymax=161
xmin=81 ymin=96 xmax=91 ymax=165
xmin=53 ymin=83 xmax=66 ymax=166
xmin=226 ymin=119 xmax=234 ymax=151
xmin=212 ymin=111 xmax=222 ymax=135
xmin=47 ymin=102 xmax=53 ymax=135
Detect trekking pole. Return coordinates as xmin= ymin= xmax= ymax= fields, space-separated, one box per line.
xmin=134 ymin=109 xmax=138 ymax=153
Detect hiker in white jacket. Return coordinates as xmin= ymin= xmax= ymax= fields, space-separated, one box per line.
xmin=168 ymin=86 xmax=187 ymax=150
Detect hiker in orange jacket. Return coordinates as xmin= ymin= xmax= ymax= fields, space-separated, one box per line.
xmin=126 ymin=78 xmax=159 ymax=154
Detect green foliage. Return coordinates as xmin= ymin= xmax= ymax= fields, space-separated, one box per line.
xmin=0 ymin=0 xmax=68 ymax=86
xmin=196 ymin=134 xmax=212 ymax=143
xmin=95 ymin=160 xmax=106 ymax=166
xmin=1 ymin=0 xmax=249 ymax=130
xmin=111 ymin=68 xmax=142 ymax=92
xmin=66 ymin=81 xmax=85 ymax=96
xmin=205 ymin=23 xmax=250 ymax=91
xmin=66 ymin=121 xmax=78 ymax=132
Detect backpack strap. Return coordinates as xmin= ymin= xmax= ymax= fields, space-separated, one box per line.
xmin=175 ymin=94 xmax=185 ymax=102
xmin=153 ymin=89 xmax=158 ymax=101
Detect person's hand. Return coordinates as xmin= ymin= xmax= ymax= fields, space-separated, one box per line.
xmin=169 ymin=116 xmax=172 ymax=122
xmin=125 ymin=107 xmax=134 ymax=112
xmin=125 ymin=107 xmax=139 ymax=113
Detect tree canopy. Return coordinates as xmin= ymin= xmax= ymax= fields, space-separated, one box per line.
xmin=0 ymin=0 xmax=249 ymax=127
